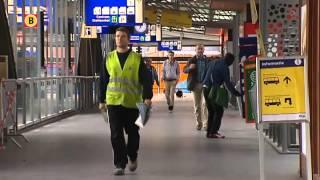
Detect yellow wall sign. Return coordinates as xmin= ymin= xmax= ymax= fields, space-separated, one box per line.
xmin=24 ymin=14 xmax=38 ymax=28
xmin=257 ymin=57 xmax=308 ymax=122
xmin=144 ymin=7 xmax=158 ymax=24
xmin=161 ymin=9 xmax=192 ymax=28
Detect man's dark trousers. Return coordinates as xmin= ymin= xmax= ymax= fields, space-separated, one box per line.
xmin=203 ymin=88 xmax=224 ymax=134
xmin=107 ymin=105 xmax=140 ymax=168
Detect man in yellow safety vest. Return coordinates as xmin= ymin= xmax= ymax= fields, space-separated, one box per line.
xmin=99 ymin=27 xmax=152 ymax=176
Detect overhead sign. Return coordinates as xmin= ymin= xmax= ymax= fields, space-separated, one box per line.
xmin=130 ymin=23 xmax=162 ymax=43
xmin=85 ymin=0 xmax=144 ymax=26
xmin=144 ymin=7 xmax=158 ymax=24
xmin=161 ymin=9 xmax=192 ymax=27
xmin=24 ymin=14 xmax=38 ymax=28
xmin=158 ymin=40 xmax=182 ymax=51
xmin=257 ymin=56 xmax=308 ymax=122
xmin=81 ymin=24 xmax=98 ymax=39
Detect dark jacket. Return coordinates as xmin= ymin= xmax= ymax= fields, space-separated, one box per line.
xmin=183 ymin=55 xmax=209 ymax=91
xmin=147 ymin=65 xmax=160 ymax=86
xmin=203 ymin=59 xmax=241 ymax=96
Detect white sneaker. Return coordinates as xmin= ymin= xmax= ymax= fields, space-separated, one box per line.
xmin=113 ymin=168 xmax=125 ymax=175
xmin=129 ymin=160 xmax=138 ymax=172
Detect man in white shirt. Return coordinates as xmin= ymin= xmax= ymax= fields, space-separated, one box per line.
xmin=162 ymin=51 xmax=180 ymax=112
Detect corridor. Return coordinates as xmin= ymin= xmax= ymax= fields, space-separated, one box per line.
xmin=0 ymin=95 xmax=300 ymax=180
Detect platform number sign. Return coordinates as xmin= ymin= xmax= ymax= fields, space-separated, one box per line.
xmin=24 ymin=14 xmax=38 ymax=28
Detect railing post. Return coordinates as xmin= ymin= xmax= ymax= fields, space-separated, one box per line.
xmin=37 ymin=81 xmax=41 ymax=121
xmin=30 ymin=80 xmax=34 ymax=123
xmin=61 ymin=78 xmax=65 ymax=112
xmin=22 ymin=81 xmax=27 ymax=127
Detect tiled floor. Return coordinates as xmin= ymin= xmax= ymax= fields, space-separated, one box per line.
xmin=0 ymin=94 xmax=301 ymax=180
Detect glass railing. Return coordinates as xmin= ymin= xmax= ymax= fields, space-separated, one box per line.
xmin=1 ymin=76 xmax=99 ymax=132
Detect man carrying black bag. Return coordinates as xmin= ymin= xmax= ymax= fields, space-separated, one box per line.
xmin=202 ymin=53 xmax=242 ymax=138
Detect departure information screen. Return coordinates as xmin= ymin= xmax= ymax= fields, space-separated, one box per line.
xmin=158 ymin=40 xmax=182 ymax=51
xmin=85 ymin=0 xmax=143 ymax=26
xmin=96 ymin=23 xmax=162 ymax=43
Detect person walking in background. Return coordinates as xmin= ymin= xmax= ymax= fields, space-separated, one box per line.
xmin=145 ymin=57 xmax=160 ymax=88
xmin=99 ymin=27 xmax=153 ymax=175
xmin=162 ymin=50 xmax=180 ymax=112
xmin=183 ymin=44 xmax=209 ymax=131
xmin=203 ymin=53 xmax=242 ymax=138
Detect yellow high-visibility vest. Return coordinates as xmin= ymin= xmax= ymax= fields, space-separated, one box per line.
xmin=106 ymin=50 xmax=142 ymax=109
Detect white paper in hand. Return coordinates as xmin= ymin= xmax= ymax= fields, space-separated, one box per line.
xmin=135 ymin=102 xmax=151 ymax=128
xmin=101 ymin=111 xmax=109 ymax=124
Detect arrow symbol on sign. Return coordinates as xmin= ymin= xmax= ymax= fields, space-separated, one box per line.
xmin=283 ymin=76 xmax=291 ymax=84
xmin=285 ymin=98 xmax=292 ymax=105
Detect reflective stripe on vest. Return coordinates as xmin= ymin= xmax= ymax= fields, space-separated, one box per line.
xmin=109 ymin=77 xmax=140 ymax=87
xmin=106 ymin=50 xmax=142 ymax=109
xmin=107 ymin=86 xmax=142 ymax=95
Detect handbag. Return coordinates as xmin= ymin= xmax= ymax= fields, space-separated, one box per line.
xmin=208 ymin=85 xmax=229 ymax=108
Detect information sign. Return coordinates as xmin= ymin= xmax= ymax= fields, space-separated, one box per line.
xmin=257 ymin=56 xmax=308 ymax=122
xmin=85 ymin=0 xmax=143 ymax=26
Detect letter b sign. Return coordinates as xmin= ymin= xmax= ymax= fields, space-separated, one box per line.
xmin=24 ymin=14 xmax=38 ymax=28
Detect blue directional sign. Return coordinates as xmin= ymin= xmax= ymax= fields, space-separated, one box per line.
xmin=96 ymin=26 xmax=134 ymax=34
xmin=130 ymin=23 xmax=162 ymax=43
xmin=96 ymin=23 xmax=162 ymax=43
xmin=158 ymin=40 xmax=182 ymax=51
xmin=85 ymin=0 xmax=143 ymax=26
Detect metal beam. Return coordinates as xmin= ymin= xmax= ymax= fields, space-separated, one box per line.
xmin=193 ymin=20 xmax=234 ymax=29
xmin=162 ymin=30 xmax=219 ymax=41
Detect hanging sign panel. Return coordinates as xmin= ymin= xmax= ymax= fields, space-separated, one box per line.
xmin=81 ymin=24 xmax=98 ymax=39
xmin=257 ymin=56 xmax=309 ymax=122
xmin=130 ymin=23 xmax=162 ymax=43
xmin=144 ymin=7 xmax=158 ymax=24
xmin=85 ymin=0 xmax=144 ymax=26
xmin=160 ymin=9 xmax=192 ymax=28
xmin=158 ymin=40 xmax=182 ymax=51
xmin=95 ymin=23 xmax=161 ymax=43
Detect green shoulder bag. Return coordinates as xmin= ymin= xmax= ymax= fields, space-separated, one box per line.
xmin=208 ymin=85 xmax=229 ymax=108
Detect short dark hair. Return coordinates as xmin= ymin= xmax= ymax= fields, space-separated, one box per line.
xmin=168 ymin=50 xmax=174 ymax=55
xmin=115 ymin=27 xmax=130 ymax=39
xmin=224 ymin=53 xmax=235 ymax=66
xmin=144 ymin=57 xmax=152 ymax=62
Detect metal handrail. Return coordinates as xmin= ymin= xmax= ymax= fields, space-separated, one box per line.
xmin=1 ymin=76 xmax=100 ymax=132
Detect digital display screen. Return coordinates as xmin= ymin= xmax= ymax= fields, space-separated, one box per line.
xmin=85 ymin=0 xmax=143 ymax=26
xmin=158 ymin=40 xmax=182 ymax=51
xmin=96 ymin=23 xmax=162 ymax=43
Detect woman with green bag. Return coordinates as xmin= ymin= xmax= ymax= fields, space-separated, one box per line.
xmin=202 ymin=53 xmax=242 ymax=138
